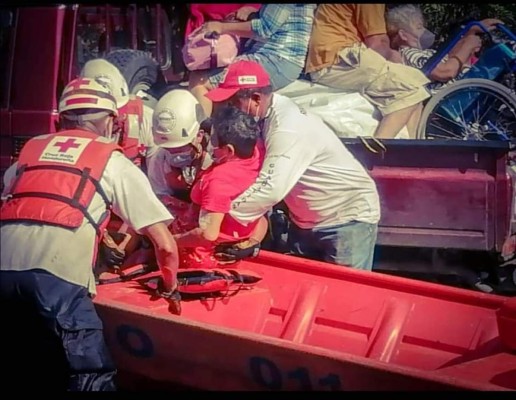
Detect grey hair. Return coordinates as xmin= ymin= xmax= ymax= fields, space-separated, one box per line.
xmin=386 ymin=4 xmax=424 ymax=38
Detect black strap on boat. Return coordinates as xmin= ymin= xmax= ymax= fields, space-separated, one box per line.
xmin=359 ymin=136 xmax=387 ymax=154
xmin=97 ymin=264 xmax=155 ymax=285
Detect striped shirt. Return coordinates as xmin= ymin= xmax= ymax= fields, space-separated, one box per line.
xmin=400 ymin=46 xmax=471 ymax=94
xmin=247 ymin=4 xmax=316 ymax=69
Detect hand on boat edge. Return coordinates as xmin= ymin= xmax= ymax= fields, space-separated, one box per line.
xmin=156 ymin=279 xmax=182 ymax=315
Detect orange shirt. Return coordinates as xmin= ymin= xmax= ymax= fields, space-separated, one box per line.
xmin=306 ymin=4 xmax=388 ymax=73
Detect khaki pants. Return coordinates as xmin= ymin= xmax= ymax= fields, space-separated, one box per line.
xmin=312 ymin=43 xmax=431 ymax=116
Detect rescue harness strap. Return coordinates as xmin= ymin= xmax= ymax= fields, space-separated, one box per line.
xmin=5 ymin=164 xmax=112 ymax=237
xmin=19 ymin=164 xmax=111 ymax=207
xmin=8 ymin=191 xmax=103 ymax=236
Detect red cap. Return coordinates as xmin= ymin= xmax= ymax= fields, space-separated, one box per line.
xmin=205 ymin=60 xmax=271 ymax=102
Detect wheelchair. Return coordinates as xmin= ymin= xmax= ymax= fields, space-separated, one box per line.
xmin=416 ymin=21 xmax=516 ymax=141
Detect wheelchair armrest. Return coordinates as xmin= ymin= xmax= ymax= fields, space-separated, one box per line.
xmin=422 ymin=21 xmax=493 ymax=76
xmin=422 ymin=26 xmax=466 ymax=76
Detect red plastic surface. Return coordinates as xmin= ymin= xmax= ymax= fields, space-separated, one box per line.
xmin=497 ymin=298 xmax=516 ymax=351
xmin=94 ymin=251 xmax=516 ymax=391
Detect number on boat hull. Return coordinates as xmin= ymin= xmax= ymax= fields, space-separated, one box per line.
xmin=249 ymin=356 xmax=342 ymax=391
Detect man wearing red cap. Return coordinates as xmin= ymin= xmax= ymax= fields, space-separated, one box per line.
xmin=206 ymin=60 xmax=381 ymax=271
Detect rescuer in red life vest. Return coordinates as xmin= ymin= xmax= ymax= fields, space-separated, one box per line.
xmin=80 ymin=58 xmax=161 ymax=268
xmin=0 ymin=77 xmax=180 ymax=391
xmin=80 ymin=58 xmax=159 ymax=171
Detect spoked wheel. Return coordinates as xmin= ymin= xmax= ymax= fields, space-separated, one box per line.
xmin=416 ymin=78 xmax=516 ymax=141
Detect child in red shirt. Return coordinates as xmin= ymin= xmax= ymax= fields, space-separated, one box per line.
xmin=173 ymin=105 xmax=268 ymax=268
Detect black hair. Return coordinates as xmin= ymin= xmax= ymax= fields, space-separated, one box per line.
xmin=211 ymin=105 xmax=259 ymax=159
xmin=234 ymin=85 xmax=274 ymax=100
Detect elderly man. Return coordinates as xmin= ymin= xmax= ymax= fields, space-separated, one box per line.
xmin=386 ymin=5 xmax=501 ymax=94
xmin=305 ymin=4 xmax=431 ymax=139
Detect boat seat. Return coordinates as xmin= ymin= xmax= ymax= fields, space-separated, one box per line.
xmin=279 ymin=281 xmax=325 ymax=343
xmin=364 ymin=297 xmax=414 ymax=363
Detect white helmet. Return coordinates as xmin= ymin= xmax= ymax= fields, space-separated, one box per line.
xmin=152 ymin=89 xmax=206 ymax=149
xmin=80 ymin=58 xmax=129 ymax=108
xmin=59 ymin=77 xmax=118 ymax=119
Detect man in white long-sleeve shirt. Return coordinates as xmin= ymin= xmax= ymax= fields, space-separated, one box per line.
xmin=205 ymin=60 xmax=381 ymax=271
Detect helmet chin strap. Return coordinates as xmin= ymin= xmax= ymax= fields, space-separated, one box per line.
xmin=105 ymin=130 xmax=120 ymax=144
xmin=61 ymin=110 xmax=111 ymax=122
xmin=63 ymin=111 xmax=117 ymax=142
xmin=102 ymin=118 xmax=119 ymax=143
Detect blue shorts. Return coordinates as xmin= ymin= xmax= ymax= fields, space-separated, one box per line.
xmin=287 ymin=220 xmax=379 ymax=271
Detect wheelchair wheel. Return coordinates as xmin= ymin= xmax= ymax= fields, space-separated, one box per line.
xmin=416 ymin=78 xmax=516 ymax=141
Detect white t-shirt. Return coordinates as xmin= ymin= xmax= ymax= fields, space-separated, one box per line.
xmin=1 ymin=150 xmax=173 ymax=295
xmin=230 ymin=94 xmax=381 ymax=229
xmin=147 ymin=148 xmax=213 ymax=197
xmin=147 ymin=147 xmax=175 ymax=196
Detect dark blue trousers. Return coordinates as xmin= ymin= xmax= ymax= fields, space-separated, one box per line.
xmin=0 ymin=269 xmax=117 ymax=391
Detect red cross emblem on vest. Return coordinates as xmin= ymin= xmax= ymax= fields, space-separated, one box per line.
xmin=54 ymin=138 xmax=81 ymax=152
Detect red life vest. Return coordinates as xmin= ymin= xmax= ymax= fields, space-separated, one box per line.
xmin=118 ymin=95 xmax=145 ymax=167
xmin=0 ymin=130 xmax=122 ymax=238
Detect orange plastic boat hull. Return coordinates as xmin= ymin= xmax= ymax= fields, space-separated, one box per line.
xmin=94 ymin=251 xmax=516 ymax=391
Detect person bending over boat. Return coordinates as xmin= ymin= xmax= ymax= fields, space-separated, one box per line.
xmin=0 ymin=78 xmax=180 ymax=391
xmin=207 ymin=60 xmax=381 ymax=271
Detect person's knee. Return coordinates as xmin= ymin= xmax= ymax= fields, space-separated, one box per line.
xmin=380 ymin=93 xmax=427 ymax=117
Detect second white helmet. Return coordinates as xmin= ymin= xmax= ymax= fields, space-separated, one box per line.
xmin=152 ymin=89 xmax=206 ymax=149
xmin=80 ymin=58 xmax=129 ymax=108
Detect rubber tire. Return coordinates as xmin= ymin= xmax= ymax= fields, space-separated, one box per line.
xmin=104 ymin=49 xmax=166 ymax=98
xmin=416 ymin=78 xmax=516 ymax=140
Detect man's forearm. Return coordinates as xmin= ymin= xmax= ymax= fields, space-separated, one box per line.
xmin=156 ymin=249 xmax=179 ymax=292
xmin=173 ymin=228 xmax=212 ymax=248
xmin=142 ymin=222 xmax=179 ymax=292
xmin=221 ymin=21 xmax=255 ymax=38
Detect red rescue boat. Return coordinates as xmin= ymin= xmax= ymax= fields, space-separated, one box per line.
xmin=94 ymin=251 xmax=516 ymax=391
